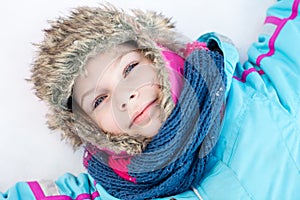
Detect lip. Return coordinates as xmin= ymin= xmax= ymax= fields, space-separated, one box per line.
xmin=129 ymin=99 xmax=158 ymax=128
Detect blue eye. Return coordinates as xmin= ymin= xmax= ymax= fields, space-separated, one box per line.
xmin=94 ymin=95 xmax=107 ymax=108
xmin=124 ymin=62 xmax=138 ymax=77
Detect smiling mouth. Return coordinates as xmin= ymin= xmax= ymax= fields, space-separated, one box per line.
xmin=129 ymin=98 xmax=158 ymax=128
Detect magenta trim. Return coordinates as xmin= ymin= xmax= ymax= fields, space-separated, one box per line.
xmin=256 ymin=0 xmax=300 ymax=66
xmin=264 ymin=16 xmax=282 ymax=25
xmin=27 ymin=181 xmax=100 ymax=200
xmin=233 ymin=68 xmax=264 ymax=83
xmin=258 ymin=69 xmax=265 ymax=75
xmin=44 ymin=195 xmax=72 ymax=200
xmin=241 ymin=68 xmax=256 ymax=82
xmin=76 ymin=193 xmax=90 ymax=200
xmin=27 ymin=181 xmax=45 ymax=199
xmin=75 ymin=191 xmax=100 ymax=200
xmin=92 ymin=191 xmax=100 ymax=199
xmin=42 ymin=192 xmax=99 ymax=200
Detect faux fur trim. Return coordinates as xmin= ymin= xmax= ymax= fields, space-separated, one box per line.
xmin=30 ymin=3 xmax=188 ymax=154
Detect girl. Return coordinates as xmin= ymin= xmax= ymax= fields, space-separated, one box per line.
xmin=1 ymin=0 xmax=300 ymax=199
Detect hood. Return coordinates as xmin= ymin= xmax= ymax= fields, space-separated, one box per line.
xmin=30 ymin=3 xmax=189 ymax=154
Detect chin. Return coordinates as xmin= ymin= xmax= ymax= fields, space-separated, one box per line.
xmin=141 ymin=122 xmax=162 ymax=138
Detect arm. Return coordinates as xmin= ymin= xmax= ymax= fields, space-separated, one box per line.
xmin=0 ymin=182 xmax=36 ymax=200
xmin=247 ymin=0 xmax=300 ymax=115
xmin=0 ymin=173 xmax=100 ymax=200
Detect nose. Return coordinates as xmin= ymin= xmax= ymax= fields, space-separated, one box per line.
xmin=119 ymin=90 xmax=138 ymax=111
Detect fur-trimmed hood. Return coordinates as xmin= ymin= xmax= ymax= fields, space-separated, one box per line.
xmin=30 ymin=3 xmax=188 ymax=154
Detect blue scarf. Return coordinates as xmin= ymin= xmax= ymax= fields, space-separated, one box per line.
xmin=84 ymin=48 xmax=226 ymax=200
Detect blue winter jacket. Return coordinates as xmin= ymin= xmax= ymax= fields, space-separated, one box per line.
xmin=1 ymin=0 xmax=299 ymax=199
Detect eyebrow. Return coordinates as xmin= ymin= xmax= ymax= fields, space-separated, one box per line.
xmin=80 ymin=50 xmax=138 ymax=109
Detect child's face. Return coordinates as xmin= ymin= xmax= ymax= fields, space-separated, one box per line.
xmin=73 ymin=44 xmax=164 ymax=138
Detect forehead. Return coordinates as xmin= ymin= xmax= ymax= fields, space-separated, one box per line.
xmin=77 ymin=43 xmax=137 ymax=80
xmin=87 ymin=43 xmax=138 ymax=72
xmin=72 ymin=43 xmax=141 ymax=99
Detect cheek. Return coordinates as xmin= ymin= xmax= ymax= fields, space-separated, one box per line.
xmin=93 ymin=107 xmax=123 ymax=135
xmin=153 ymin=84 xmax=162 ymax=94
xmin=128 ymin=64 xmax=160 ymax=87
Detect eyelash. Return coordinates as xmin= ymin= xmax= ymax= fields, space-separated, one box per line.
xmin=123 ymin=62 xmax=138 ymax=77
xmin=93 ymin=95 xmax=107 ymax=109
xmin=93 ymin=62 xmax=139 ymax=109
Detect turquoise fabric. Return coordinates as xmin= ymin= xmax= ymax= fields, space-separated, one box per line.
xmin=0 ymin=183 xmax=36 ymax=200
xmin=1 ymin=0 xmax=299 ymax=199
xmin=197 ymin=0 xmax=300 ymax=199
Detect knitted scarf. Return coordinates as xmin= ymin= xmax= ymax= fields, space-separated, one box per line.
xmin=84 ymin=48 xmax=226 ymax=200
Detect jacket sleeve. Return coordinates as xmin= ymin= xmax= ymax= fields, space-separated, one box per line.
xmin=247 ymin=0 xmax=300 ymax=115
xmin=0 ymin=173 xmax=100 ymax=200
xmin=0 ymin=182 xmax=37 ymax=200
xmin=196 ymin=1 xmax=300 ymax=199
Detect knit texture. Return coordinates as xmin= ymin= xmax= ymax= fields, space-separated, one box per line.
xmin=85 ymin=48 xmax=226 ymax=199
